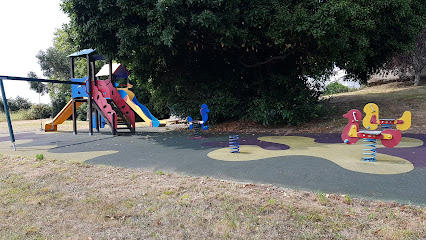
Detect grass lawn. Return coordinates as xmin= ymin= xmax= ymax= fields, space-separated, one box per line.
xmin=1 ymin=155 xmax=425 ymax=239
xmin=0 ymin=82 xmax=425 ymax=239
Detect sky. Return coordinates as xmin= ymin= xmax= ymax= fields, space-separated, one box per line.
xmin=0 ymin=0 xmax=69 ymax=104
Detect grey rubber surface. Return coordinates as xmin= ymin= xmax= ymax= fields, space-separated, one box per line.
xmin=6 ymin=130 xmax=426 ymax=206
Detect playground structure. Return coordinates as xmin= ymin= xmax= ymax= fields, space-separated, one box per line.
xmin=44 ymin=49 xmax=167 ymax=134
xmin=46 ymin=61 xmax=165 ymax=132
xmin=342 ymin=103 xmax=412 ymax=162
xmin=188 ymin=103 xmax=210 ymax=138
xmin=43 ymin=49 xmax=135 ymax=135
xmin=0 ymin=49 xmax=171 ymax=150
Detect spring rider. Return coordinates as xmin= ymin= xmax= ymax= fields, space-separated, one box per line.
xmin=188 ymin=103 xmax=210 ymax=138
xmin=342 ymin=103 xmax=411 ymax=162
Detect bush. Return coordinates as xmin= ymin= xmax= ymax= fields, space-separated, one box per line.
xmin=0 ymin=96 xmax=32 ymax=112
xmin=9 ymin=96 xmax=32 ymax=111
xmin=16 ymin=104 xmax=52 ymax=120
xmin=51 ymin=95 xmax=69 ymax=117
xmin=247 ymin=75 xmax=325 ymax=126
xmin=26 ymin=104 xmax=52 ymax=119
xmin=11 ymin=109 xmax=34 ymax=121
xmin=76 ymin=102 xmax=88 ymax=121
xmin=323 ymin=82 xmax=350 ymax=95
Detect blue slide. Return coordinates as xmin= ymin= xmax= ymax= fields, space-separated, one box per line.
xmin=118 ymin=89 xmax=161 ymax=127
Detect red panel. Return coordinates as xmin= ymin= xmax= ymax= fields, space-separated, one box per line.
xmin=370 ymin=114 xmax=377 ymax=124
xmin=96 ymin=79 xmax=135 ymax=129
xmin=91 ymin=82 xmax=117 ymax=129
xmin=341 ymin=109 xmax=362 ymax=144
xmin=381 ymin=129 xmax=402 ymax=148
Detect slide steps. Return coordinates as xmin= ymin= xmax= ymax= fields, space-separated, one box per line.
xmin=106 ymin=99 xmax=135 ymax=134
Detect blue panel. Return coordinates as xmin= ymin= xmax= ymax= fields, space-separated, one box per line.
xmin=71 ymin=77 xmax=89 ymax=98
xmin=92 ymin=114 xmax=106 ymax=129
xmin=118 ymin=89 xmax=127 ymax=98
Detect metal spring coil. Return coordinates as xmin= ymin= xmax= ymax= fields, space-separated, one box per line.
xmin=381 ymin=123 xmax=392 ymax=129
xmin=362 ymin=138 xmax=377 ymax=162
xmin=193 ymin=122 xmax=202 ymax=138
xmin=229 ymin=135 xmax=240 ymax=153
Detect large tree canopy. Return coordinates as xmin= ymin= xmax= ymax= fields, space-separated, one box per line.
xmin=61 ymin=0 xmax=426 ymax=125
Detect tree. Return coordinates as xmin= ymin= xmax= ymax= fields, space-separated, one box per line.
xmin=384 ymin=26 xmax=426 ymax=86
xmin=36 ymin=25 xmax=88 ymax=116
xmin=36 ymin=45 xmax=72 ymax=115
xmin=36 ymin=47 xmax=70 ymax=80
xmin=412 ymin=28 xmax=426 ymax=86
xmin=27 ymin=71 xmax=49 ymax=95
xmin=61 ymin=0 xmax=426 ymax=125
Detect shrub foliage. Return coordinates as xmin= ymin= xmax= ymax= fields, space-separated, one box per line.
xmin=26 ymin=104 xmax=52 ymax=119
xmin=0 ymin=96 xmax=32 ymax=112
xmin=323 ymin=82 xmax=350 ymax=95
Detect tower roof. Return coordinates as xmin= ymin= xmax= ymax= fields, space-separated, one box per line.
xmin=96 ymin=63 xmax=130 ymax=79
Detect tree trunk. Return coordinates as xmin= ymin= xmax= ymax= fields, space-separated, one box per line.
xmin=414 ymin=73 xmax=421 ymax=86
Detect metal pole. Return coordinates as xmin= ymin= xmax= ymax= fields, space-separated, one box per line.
xmin=92 ymin=61 xmax=99 ymax=132
xmin=72 ymin=99 xmax=77 ymax=135
xmin=0 ymin=79 xmax=16 ymax=151
xmin=109 ymin=60 xmax=113 ymax=86
xmin=70 ymin=57 xmax=75 ymax=78
xmin=87 ymin=55 xmax=93 ymax=135
xmin=0 ymin=75 xmax=79 ymax=85
xmin=39 ymin=87 xmax=42 ymax=131
xmin=70 ymin=57 xmax=77 ymax=133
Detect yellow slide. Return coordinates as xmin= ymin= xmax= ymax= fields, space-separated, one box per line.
xmin=123 ymin=97 xmax=167 ymax=126
xmin=45 ymin=100 xmax=83 ymax=132
xmin=124 ymin=97 xmax=151 ymax=124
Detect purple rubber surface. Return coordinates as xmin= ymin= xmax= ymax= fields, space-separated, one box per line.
xmin=376 ymin=134 xmax=426 ymax=168
xmin=295 ymin=133 xmax=342 ymax=144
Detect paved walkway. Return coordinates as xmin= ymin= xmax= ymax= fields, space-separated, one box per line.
xmin=0 ymin=129 xmax=425 ymax=206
